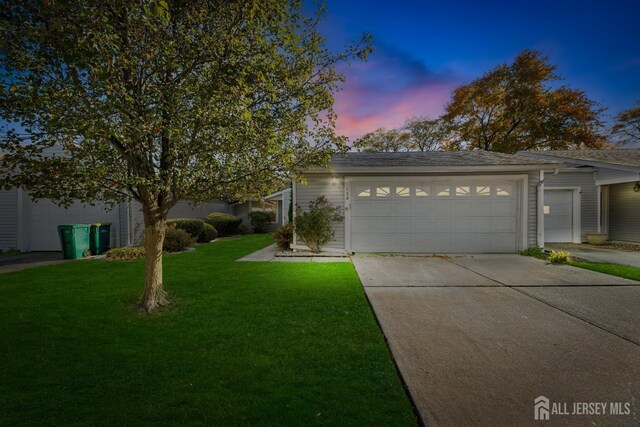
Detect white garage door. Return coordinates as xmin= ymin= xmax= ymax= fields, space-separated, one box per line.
xmin=544 ymin=190 xmax=573 ymax=243
xmin=349 ymin=178 xmax=520 ymax=253
xmin=29 ymin=200 xmax=119 ymax=251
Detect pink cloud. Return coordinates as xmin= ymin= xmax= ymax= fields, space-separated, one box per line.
xmin=331 ymin=46 xmax=465 ymax=140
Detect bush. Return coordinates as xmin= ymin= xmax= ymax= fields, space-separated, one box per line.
xmin=167 ymin=218 xmax=205 ymax=238
xmin=163 ymin=226 xmax=196 ymax=252
xmin=274 ymin=223 xmax=294 ymax=250
xmin=198 ymin=223 xmax=218 ymax=243
xmin=105 ymin=247 xmax=145 ymax=261
xmin=548 ymin=250 xmax=570 ymax=264
xmin=248 ymin=211 xmax=271 ymax=233
xmin=519 ymin=246 xmax=545 ymax=259
xmin=205 ymin=212 xmax=242 ymax=236
xmin=294 ymin=195 xmax=344 ymax=253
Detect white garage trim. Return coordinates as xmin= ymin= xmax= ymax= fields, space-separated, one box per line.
xmin=344 ymin=174 xmax=529 ymax=253
xmin=544 ymin=187 xmax=581 ymax=243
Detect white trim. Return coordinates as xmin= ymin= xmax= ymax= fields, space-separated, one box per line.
xmin=344 ymin=177 xmax=351 ymax=252
xmin=292 ymin=182 xmax=297 ymax=251
xmin=537 ymin=170 xmax=545 ymax=248
xmin=307 ymin=165 xmax=561 ymax=174
xmin=601 ymin=185 xmax=609 ymax=235
xmin=597 ymin=185 xmax=601 ymax=233
xmin=521 ymin=174 xmax=529 ymax=251
xmin=544 ymin=187 xmax=582 ymax=243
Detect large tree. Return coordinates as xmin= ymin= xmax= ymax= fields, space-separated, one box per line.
xmin=0 ymin=0 xmax=370 ymax=311
xmin=442 ymin=50 xmax=606 ymax=153
xmin=611 ymin=101 xmax=640 ymax=146
xmin=403 ymin=116 xmax=450 ymax=151
xmin=353 ymin=127 xmax=410 ymax=152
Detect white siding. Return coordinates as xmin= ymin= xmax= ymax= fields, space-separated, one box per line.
xmin=609 ymin=183 xmax=640 ymax=242
xmin=544 ymin=171 xmax=598 ymax=240
xmin=0 ymin=189 xmax=19 ymax=250
xmin=294 ymin=175 xmax=345 ymax=250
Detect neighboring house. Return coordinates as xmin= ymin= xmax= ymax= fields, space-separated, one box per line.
xmin=0 ymin=192 xmax=230 ymax=252
xmin=231 ymin=187 xmax=291 ymax=232
xmin=517 ymin=149 xmax=640 ymax=244
xmin=292 ymin=150 xmax=560 ymax=253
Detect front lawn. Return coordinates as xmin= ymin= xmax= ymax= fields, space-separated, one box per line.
xmin=569 ymin=260 xmax=640 ymax=282
xmin=0 ymin=235 xmax=416 ymax=426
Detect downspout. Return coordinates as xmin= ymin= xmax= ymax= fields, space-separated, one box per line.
xmin=536 ymin=168 xmax=559 ymax=249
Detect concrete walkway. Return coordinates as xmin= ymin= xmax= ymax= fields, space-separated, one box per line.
xmin=353 ymin=254 xmax=640 ymax=426
xmin=236 ymin=244 xmax=350 ymax=263
xmin=546 ymin=243 xmax=640 ymax=267
xmin=0 ymin=252 xmax=69 ymax=274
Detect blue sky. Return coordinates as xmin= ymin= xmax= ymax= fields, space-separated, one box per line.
xmin=318 ymin=0 xmax=640 ymax=138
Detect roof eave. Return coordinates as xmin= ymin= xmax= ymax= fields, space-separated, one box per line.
xmin=517 ymin=151 xmax=640 ymax=173
xmin=306 ymin=164 xmax=563 ymax=174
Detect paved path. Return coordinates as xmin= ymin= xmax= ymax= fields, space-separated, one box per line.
xmin=546 ymin=243 xmax=640 ymax=267
xmin=236 ymin=244 xmax=350 ymax=262
xmin=0 ymin=252 xmax=68 ymax=274
xmin=353 ymin=254 xmax=640 ymax=426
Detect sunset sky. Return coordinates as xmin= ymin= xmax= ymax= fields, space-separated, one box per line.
xmin=317 ymin=0 xmax=640 ymax=140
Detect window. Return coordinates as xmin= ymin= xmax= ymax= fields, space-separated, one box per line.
xmin=356 ymin=186 xmax=371 ymax=198
xmin=263 ymin=201 xmax=278 ymax=223
xmin=476 ymin=186 xmax=491 ymax=196
xmin=395 ymin=186 xmax=410 ymax=197
xmin=376 ymin=186 xmax=390 ymax=197
xmin=455 ymin=186 xmax=470 ymax=196
xmin=496 ymin=185 xmax=513 ymax=196
xmin=415 ymin=186 xmax=429 ymax=197
xmin=435 ymin=186 xmax=450 ymax=197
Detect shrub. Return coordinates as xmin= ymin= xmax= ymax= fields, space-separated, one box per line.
xmin=519 ymin=246 xmax=545 ymax=259
xmin=248 ymin=211 xmax=271 ymax=233
xmin=167 ymin=218 xmax=204 ymax=238
xmin=294 ymin=195 xmax=344 ymax=253
xmin=205 ymin=212 xmax=242 ymax=236
xmin=163 ymin=226 xmax=196 ymax=252
xmin=548 ymin=250 xmax=570 ymax=264
xmin=198 ymin=223 xmax=218 ymax=243
xmin=274 ymin=223 xmax=294 ymax=250
xmin=105 ymin=247 xmax=145 ymax=261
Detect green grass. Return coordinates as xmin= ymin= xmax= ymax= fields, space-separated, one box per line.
xmin=0 ymin=235 xmax=417 ymax=426
xmin=569 ymin=260 xmax=640 ymax=282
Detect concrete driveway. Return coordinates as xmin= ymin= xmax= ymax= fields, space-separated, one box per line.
xmin=353 ymin=254 xmax=640 ymax=426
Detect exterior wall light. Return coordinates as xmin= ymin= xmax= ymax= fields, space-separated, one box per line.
xmin=634 ymin=182 xmax=640 ymax=193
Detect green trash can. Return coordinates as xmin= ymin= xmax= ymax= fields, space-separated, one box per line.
xmin=90 ymin=222 xmax=112 ymax=255
xmin=57 ymin=224 xmax=91 ymax=259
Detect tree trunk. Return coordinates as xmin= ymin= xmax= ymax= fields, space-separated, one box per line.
xmin=139 ymin=217 xmax=168 ymax=312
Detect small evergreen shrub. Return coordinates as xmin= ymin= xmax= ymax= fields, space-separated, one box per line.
xmin=162 ymin=226 xmax=196 ymax=252
xmin=105 ymin=247 xmax=145 ymax=260
xmin=198 ymin=223 xmax=218 ymax=243
xmin=294 ymin=195 xmax=344 ymax=253
xmin=167 ymin=218 xmax=205 ymax=238
xmin=519 ymin=246 xmax=546 ymax=259
xmin=248 ymin=211 xmax=271 ymax=233
xmin=274 ymin=223 xmax=294 ymax=250
xmin=548 ymin=250 xmax=570 ymax=264
xmin=205 ymin=212 xmax=242 ymax=236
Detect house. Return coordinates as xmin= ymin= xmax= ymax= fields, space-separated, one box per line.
xmin=516 ymin=148 xmax=640 ymax=244
xmin=230 ymin=187 xmax=292 ymax=232
xmin=292 ymin=150 xmax=560 ymax=253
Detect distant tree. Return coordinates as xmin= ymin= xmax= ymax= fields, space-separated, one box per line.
xmin=0 ymin=0 xmax=371 ymax=312
xmin=403 ymin=116 xmax=450 ymax=151
xmin=611 ymin=102 xmax=640 ymax=146
xmin=353 ymin=128 xmax=411 ymax=152
xmin=442 ymin=50 xmax=607 ymax=153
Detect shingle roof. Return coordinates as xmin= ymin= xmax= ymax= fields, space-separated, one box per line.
xmin=518 ymin=148 xmax=640 ymax=169
xmin=327 ymin=150 xmax=559 ymax=169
